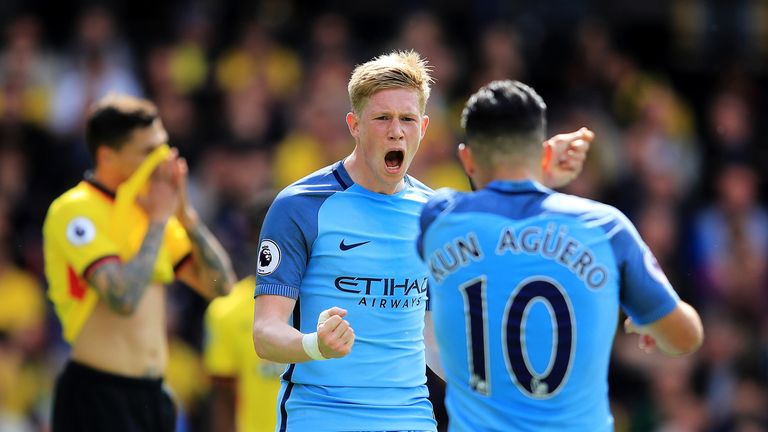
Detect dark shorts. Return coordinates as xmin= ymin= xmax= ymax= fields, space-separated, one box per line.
xmin=52 ymin=361 xmax=176 ymax=432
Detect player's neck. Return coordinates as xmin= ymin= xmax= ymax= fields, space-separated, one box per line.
xmin=473 ymin=162 xmax=541 ymax=189
xmin=343 ymin=154 xmax=405 ymax=195
xmin=90 ymin=168 xmax=122 ymax=193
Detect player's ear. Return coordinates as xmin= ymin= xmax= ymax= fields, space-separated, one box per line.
xmin=420 ymin=114 xmax=429 ymax=139
xmin=457 ymin=143 xmax=475 ymax=176
xmin=346 ymin=112 xmax=359 ymax=138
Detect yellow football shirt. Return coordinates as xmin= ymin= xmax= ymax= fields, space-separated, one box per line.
xmin=42 ymin=178 xmax=192 ymax=343
xmin=204 ymin=276 xmax=283 ymax=432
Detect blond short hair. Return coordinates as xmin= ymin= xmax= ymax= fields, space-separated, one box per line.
xmin=348 ymin=50 xmax=433 ymax=114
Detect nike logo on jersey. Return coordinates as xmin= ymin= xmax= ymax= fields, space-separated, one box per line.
xmin=339 ymin=239 xmax=371 ymax=251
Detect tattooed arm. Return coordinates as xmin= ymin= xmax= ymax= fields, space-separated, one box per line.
xmin=176 ymin=211 xmax=235 ymax=299
xmin=85 ymin=153 xmax=184 ymax=316
xmin=173 ymin=156 xmax=235 ymax=298
xmin=87 ymin=222 xmax=167 ymax=316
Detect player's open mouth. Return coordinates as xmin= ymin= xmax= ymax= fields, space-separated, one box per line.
xmin=384 ymin=150 xmax=404 ymax=173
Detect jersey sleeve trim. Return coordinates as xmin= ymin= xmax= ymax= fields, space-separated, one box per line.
xmin=255 ymin=283 xmax=299 ymax=299
xmin=82 ymin=255 xmax=121 ymax=280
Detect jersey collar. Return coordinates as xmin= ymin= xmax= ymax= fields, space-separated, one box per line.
xmin=332 ymin=160 xmax=353 ymax=190
xmin=485 ymin=179 xmax=552 ymax=195
xmin=334 ymin=159 xmax=415 ymax=191
xmin=83 ymin=172 xmax=116 ymax=201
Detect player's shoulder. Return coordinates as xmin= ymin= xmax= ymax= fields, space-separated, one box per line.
xmin=544 ymin=191 xmax=633 ymax=233
xmin=420 ymin=187 xmax=466 ymax=227
xmin=45 ymin=181 xmax=110 ymax=224
xmin=424 ymin=187 xmax=464 ymax=211
xmin=47 ymin=181 xmax=95 ymax=210
xmin=272 ymin=162 xmax=350 ymax=207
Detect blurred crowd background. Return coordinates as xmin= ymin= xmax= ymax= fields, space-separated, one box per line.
xmin=0 ymin=0 xmax=767 ymax=431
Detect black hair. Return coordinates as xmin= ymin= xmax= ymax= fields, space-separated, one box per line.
xmin=461 ymin=80 xmax=546 ymax=143
xmin=85 ymin=104 xmax=157 ymax=163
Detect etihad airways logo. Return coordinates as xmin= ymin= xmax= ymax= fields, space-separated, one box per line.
xmin=334 ymin=275 xmax=428 ymax=309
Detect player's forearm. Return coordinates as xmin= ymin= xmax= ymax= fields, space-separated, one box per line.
xmin=639 ymin=302 xmax=704 ymax=357
xmin=655 ymin=302 xmax=704 ymax=356
xmin=89 ymin=222 xmax=166 ymax=315
xmin=182 ymin=213 xmax=236 ymax=298
xmin=252 ymin=319 xmax=313 ymax=363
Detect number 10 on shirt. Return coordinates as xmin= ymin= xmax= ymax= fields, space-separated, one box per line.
xmin=459 ymin=275 xmax=576 ymax=399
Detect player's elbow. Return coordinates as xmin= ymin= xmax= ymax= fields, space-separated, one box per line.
xmin=104 ymin=289 xmax=140 ymax=316
xmin=674 ymin=317 xmax=704 ymax=356
xmin=94 ymin=275 xmax=141 ymax=316
xmin=252 ymin=321 xmax=271 ymax=360
xmin=661 ymin=303 xmax=704 ymax=356
xmin=665 ymin=331 xmax=703 ymax=356
xmin=252 ymin=333 xmax=265 ymax=359
xmin=110 ymin=299 xmax=139 ymax=317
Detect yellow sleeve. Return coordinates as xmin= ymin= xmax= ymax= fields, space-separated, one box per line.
xmin=203 ymin=298 xmax=238 ymax=377
xmin=165 ymin=217 xmax=192 ymax=271
xmin=44 ymin=199 xmax=120 ymax=278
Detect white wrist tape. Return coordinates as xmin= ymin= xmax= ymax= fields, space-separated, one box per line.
xmin=302 ymin=332 xmax=327 ymax=361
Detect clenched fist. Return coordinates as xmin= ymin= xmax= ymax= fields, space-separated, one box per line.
xmin=316 ymin=307 xmax=355 ymax=359
xmin=541 ymin=127 xmax=594 ymax=188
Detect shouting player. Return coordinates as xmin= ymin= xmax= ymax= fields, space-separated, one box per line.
xmin=252 ymin=53 xmax=593 ymax=432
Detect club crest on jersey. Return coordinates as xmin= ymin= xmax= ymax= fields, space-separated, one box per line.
xmin=257 ymin=239 xmax=281 ymax=275
xmin=66 ymin=217 xmax=96 ymax=246
xmin=643 ymin=248 xmax=670 ymax=286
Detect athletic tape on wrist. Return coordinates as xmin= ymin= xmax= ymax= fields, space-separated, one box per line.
xmin=302 ymin=332 xmax=327 ymax=361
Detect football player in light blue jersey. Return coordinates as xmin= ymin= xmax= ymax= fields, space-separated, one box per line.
xmin=252 ymin=51 xmax=593 ymax=432
xmin=417 ymin=80 xmax=704 ymax=432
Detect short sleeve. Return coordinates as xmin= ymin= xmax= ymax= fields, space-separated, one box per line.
xmin=254 ymin=193 xmax=314 ymax=299
xmin=164 ymin=217 xmax=192 ymax=271
xmin=44 ymin=200 xmax=120 ymax=278
xmin=612 ymin=211 xmax=680 ymax=325
xmin=203 ymin=299 xmax=238 ymax=377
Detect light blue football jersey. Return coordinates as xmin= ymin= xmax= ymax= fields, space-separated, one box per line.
xmin=417 ymin=180 xmax=679 ymax=432
xmin=256 ymin=161 xmax=437 ymax=432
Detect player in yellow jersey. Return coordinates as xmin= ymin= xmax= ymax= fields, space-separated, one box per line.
xmin=204 ymin=195 xmax=283 ymax=432
xmin=205 ymin=277 xmax=284 ymax=432
xmin=43 ymin=94 xmax=236 ymax=432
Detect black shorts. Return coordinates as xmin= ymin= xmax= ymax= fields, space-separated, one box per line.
xmin=52 ymin=361 xmax=176 ymax=432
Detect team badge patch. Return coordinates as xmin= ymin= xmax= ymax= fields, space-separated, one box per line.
xmin=643 ymin=248 xmax=670 ymax=286
xmin=66 ymin=217 xmax=96 ymax=246
xmin=257 ymin=239 xmax=281 ymax=275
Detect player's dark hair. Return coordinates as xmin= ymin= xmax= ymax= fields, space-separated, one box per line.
xmin=85 ymin=99 xmax=158 ymax=163
xmin=461 ymin=80 xmax=546 ymax=148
